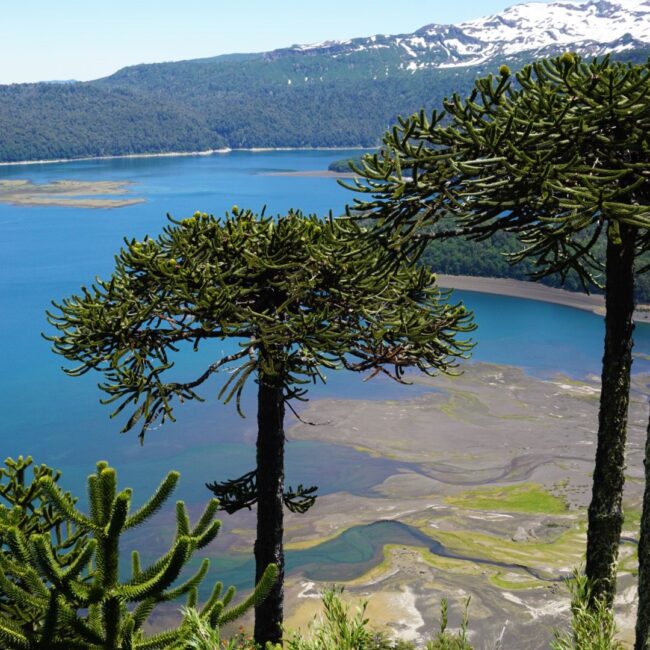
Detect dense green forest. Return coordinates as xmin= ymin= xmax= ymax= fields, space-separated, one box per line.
xmin=2 ymin=46 xmax=648 ymax=163
xmin=0 ymin=57 xmax=479 ymax=162
xmin=0 ymin=83 xmax=225 ymax=162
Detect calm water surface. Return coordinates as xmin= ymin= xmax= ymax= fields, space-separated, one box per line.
xmin=1 ymin=151 xmax=648 ymax=587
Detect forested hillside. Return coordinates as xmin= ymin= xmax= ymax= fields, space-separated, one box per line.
xmin=0 ymin=60 xmax=478 ymax=161
xmin=1 ymin=35 xmax=647 ymax=163
xmin=0 ymin=83 xmax=225 ymax=162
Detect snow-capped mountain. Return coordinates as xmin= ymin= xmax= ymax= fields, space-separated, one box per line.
xmin=274 ymin=0 xmax=650 ymax=70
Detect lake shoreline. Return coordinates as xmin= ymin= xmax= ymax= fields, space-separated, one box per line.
xmin=437 ymin=274 xmax=650 ymax=324
xmin=260 ymin=169 xmax=357 ymax=178
xmin=0 ymin=146 xmax=367 ymax=168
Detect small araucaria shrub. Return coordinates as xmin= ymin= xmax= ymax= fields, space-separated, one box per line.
xmin=0 ymin=458 xmax=277 ymax=649
xmin=424 ymin=597 xmax=473 ymax=650
xmin=551 ymin=571 xmax=623 ymax=650
xmin=284 ymin=586 xmax=374 ymax=650
xmin=0 ymin=455 xmax=87 ymax=632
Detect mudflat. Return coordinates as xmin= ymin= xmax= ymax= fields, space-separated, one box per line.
xmin=250 ymin=363 xmax=646 ymax=647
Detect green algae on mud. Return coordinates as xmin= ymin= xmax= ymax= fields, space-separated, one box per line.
xmin=445 ymin=483 xmax=569 ymax=514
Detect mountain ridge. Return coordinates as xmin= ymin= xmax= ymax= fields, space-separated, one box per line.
xmin=1 ymin=0 xmax=648 ymax=163
xmin=264 ymin=0 xmax=650 ymax=71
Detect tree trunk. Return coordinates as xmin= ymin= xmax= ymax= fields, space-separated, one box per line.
xmin=254 ymin=376 xmax=286 ymax=646
xmin=585 ymin=224 xmax=636 ymax=608
xmin=636 ymin=411 xmax=650 ymax=649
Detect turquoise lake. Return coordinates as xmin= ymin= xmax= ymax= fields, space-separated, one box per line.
xmin=1 ymin=150 xmax=648 ymax=590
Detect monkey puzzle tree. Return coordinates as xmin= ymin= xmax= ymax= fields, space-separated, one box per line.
xmin=0 ymin=458 xmax=276 ymax=649
xmin=46 ymin=208 xmax=474 ymax=645
xmin=344 ymin=54 xmax=650 ymax=610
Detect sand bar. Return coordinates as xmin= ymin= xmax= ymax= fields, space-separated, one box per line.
xmin=279 ymin=363 xmax=649 ymax=647
xmin=0 ymin=179 xmax=144 ymax=208
xmin=437 ymin=273 xmax=650 ymax=324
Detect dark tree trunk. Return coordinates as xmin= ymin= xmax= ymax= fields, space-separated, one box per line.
xmin=254 ymin=376 xmax=286 ymax=646
xmin=586 ymin=224 xmax=636 ymax=608
xmin=635 ymin=411 xmax=650 ymax=650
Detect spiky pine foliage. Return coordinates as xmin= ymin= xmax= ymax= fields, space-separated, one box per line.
xmin=0 ymin=456 xmax=86 ymax=635
xmin=0 ymin=456 xmax=74 ymax=538
xmin=0 ymin=461 xmax=277 ymax=650
xmin=46 ymin=209 xmax=473 ymax=437
xmin=551 ymin=571 xmax=622 ymax=650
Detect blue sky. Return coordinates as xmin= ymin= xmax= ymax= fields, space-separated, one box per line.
xmin=1 ymin=0 xmax=564 ymax=84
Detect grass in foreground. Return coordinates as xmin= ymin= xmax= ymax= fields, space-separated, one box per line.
xmin=551 ymin=571 xmax=623 ymax=650
xmin=184 ymin=588 xmax=475 ymax=649
xmin=185 ymin=576 xmax=625 ymax=649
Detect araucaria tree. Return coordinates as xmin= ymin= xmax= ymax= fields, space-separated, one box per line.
xmin=345 ymin=55 xmax=649 ymax=613
xmin=0 ymin=458 xmax=276 ymax=649
xmin=47 ymin=208 xmax=474 ymax=645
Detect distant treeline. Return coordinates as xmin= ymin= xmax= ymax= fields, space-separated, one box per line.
xmin=0 ymin=57 xmax=480 ymax=162
xmin=3 ymin=45 xmax=648 ymax=164
xmin=328 ymin=156 xmax=366 ymax=172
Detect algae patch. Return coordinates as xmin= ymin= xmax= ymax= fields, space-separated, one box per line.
xmin=445 ymin=483 xmax=568 ymax=515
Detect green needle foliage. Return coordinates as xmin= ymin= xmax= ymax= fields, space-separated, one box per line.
xmin=0 ymin=460 xmax=277 ymax=650
xmin=346 ymin=54 xmax=649 ymax=276
xmin=45 ymin=208 xmax=474 ymax=645
xmin=345 ymin=54 xmax=649 ymax=616
xmin=46 ymin=209 xmax=473 ymax=436
xmin=0 ymin=455 xmax=83 ymax=549
xmin=0 ymin=456 xmax=86 ymax=635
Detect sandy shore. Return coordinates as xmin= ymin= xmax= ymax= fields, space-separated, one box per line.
xmin=0 ymin=148 xmax=232 ymax=167
xmin=437 ymin=274 xmax=650 ymax=324
xmin=259 ymin=170 xmax=357 ymax=178
xmin=0 ymin=146 xmax=366 ymax=168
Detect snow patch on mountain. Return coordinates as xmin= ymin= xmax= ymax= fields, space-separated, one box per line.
xmin=280 ymin=0 xmax=650 ymax=69
xmin=458 ymin=0 xmax=650 ymax=54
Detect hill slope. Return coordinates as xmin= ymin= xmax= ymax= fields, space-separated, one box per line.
xmin=1 ymin=0 xmax=649 ymax=162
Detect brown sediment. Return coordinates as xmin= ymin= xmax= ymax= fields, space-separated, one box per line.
xmin=270 ymin=363 xmax=647 ymax=646
xmin=196 ymin=362 xmax=647 ymax=646
xmin=0 ymin=179 xmax=144 ymax=208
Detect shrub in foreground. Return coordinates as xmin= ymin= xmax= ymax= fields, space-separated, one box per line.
xmin=551 ymin=571 xmax=623 ymax=650
xmin=283 ymin=587 xmax=473 ymax=650
xmin=0 ymin=457 xmax=276 ymax=649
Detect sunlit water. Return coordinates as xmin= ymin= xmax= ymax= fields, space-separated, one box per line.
xmin=0 ymin=150 xmax=648 ymax=589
